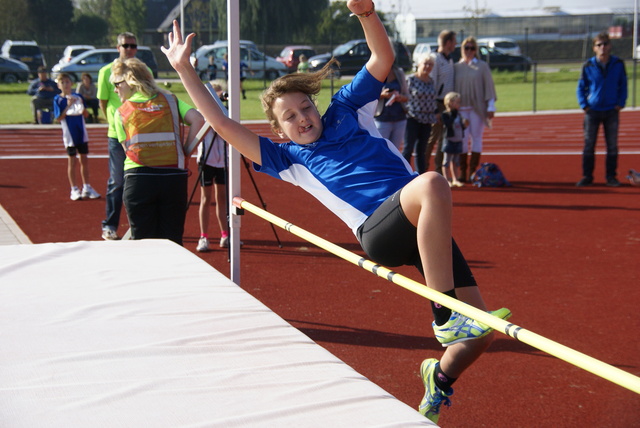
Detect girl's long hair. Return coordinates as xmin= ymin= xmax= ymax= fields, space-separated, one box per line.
xmin=261 ymin=58 xmax=339 ymax=134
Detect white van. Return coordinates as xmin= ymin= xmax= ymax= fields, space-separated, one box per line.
xmin=477 ymin=38 xmax=521 ymax=56
xmin=412 ymin=43 xmax=435 ymax=65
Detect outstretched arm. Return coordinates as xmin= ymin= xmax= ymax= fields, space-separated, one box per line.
xmin=348 ymin=0 xmax=394 ymax=82
xmin=161 ymin=20 xmax=262 ymax=164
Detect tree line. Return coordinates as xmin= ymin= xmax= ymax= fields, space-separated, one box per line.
xmin=0 ymin=0 xmax=391 ymax=48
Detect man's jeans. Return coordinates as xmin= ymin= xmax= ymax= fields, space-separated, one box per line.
xmin=582 ymin=109 xmax=619 ymax=180
xmin=101 ymin=138 xmax=126 ymax=232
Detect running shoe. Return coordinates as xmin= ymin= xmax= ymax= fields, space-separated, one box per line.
xmin=70 ymin=187 xmax=82 ymax=201
xmin=101 ymin=228 xmax=119 ymax=241
xmin=220 ymin=236 xmax=228 ymax=248
xmin=433 ymin=307 xmax=512 ymax=347
xmin=418 ymin=358 xmax=453 ymax=423
xmin=606 ymin=178 xmax=621 ymax=187
xmin=81 ymin=184 xmax=101 ymax=199
xmin=196 ymin=237 xmax=210 ymax=252
xmin=576 ymin=177 xmax=593 ymax=187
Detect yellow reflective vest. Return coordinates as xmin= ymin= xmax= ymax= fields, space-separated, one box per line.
xmin=118 ymin=92 xmax=186 ymax=169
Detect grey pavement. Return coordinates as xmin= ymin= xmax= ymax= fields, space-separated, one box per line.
xmin=0 ymin=204 xmax=32 ymax=246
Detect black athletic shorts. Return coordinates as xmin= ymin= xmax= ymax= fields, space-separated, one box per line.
xmin=199 ymin=165 xmax=226 ymax=187
xmin=356 ymin=189 xmax=477 ymax=288
xmin=66 ymin=143 xmax=89 ymax=156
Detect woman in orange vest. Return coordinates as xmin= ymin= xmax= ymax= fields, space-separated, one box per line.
xmin=111 ymin=58 xmax=205 ymax=245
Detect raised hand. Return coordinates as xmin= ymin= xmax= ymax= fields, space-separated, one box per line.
xmin=347 ymin=0 xmax=373 ymax=16
xmin=161 ymin=20 xmax=196 ymax=73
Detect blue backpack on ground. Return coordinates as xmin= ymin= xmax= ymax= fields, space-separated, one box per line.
xmin=472 ymin=162 xmax=511 ymax=187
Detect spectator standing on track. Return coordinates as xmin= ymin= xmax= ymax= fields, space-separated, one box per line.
xmin=97 ymin=32 xmax=140 ymax=240
xmin=196 ymin=80 xmax=230 ymax=252
xmin=27 ymin=66 xmax=60 ymax=124
xmin=196 ymin=129 xmax=229 ymax=251
xmin=402 ymin=53 xmax=437 ymax=173
xmin=76 ymin=73 xmax=100 ymax=123
xmin=374 ymin=64 xmax=408 ymax=151
xmin=441 ymin=92 xmax=467 ymax=188
xmin=576 ymin=31 xmax=627 ymax=187
xmin=111 ymin=58 xmax=204 ymax=245
xmin=53 ymin=73 xmax=101 ymax=201
xmin=162 ymin=0 xmax=510 ymax=424
xmin=424 ymin=30 xmax=457 ymax=175
xmin=454 ymin=36 xmax=497 ymax=182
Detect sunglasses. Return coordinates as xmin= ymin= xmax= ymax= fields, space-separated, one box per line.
xmin=464 ymin=45 xmax=476 ymax=51
xmin=595 ymin=42 xmax=609 ymax=47
xmin=120 ymin=43 xmax=138 ymax=49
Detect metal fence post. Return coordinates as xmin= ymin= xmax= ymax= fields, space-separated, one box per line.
xmin=532 ymin=62 xmax=537 ymax=113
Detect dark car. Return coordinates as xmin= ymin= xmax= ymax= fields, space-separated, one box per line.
xmin=136 ymin=47 xmax=159 ymax=78
xmin=308 ymin=39 xmax=412 ymax=76
xmin=276 ymin=45 xmax=317 ymax=72
xmin=451 ymin=45 xmax=532 ymax=72
xmin=0 ymin=56 xmax=30 ymax=83
xmin=1 ymin=41 xmax=46 ymax=77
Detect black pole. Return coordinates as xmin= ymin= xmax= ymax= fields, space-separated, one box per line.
xmin=240 ymin=155 xmax=282 ymax=248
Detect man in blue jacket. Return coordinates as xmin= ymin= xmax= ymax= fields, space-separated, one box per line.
xmin=27 ymin=66 xmax=60 ymax=124
xmin=576 ymin=32 xmax=627 ymax=187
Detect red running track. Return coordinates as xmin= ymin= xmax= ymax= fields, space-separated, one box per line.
xmin=1 ymin=111 xmax=639 ymax=427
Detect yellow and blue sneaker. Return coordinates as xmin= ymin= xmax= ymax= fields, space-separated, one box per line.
xmin=433 ymin=307 xmax=512 ymax=347
xmin=418 ymin=358 xmax=453 ymax=423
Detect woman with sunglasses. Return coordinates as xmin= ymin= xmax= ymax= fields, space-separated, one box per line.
xmin=110 ymin=57 xmax=205 ymax=245
xmin=454 ymin=37 xmax=497 ymax=183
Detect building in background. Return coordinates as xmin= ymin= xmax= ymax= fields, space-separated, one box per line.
xmin=392 ymin=7 xmax=635 ymax=45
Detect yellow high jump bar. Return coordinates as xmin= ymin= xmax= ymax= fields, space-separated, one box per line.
xmin=233 ymin=197 xmax=640 ymax=395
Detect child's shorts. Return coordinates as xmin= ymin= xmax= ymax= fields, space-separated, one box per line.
xmin=199 ymin=165 xmax=226 ymax=187
xmin=66 ymin=143 xmax=89 ymax=156
xmin=442 ymin=140 xmax=462 ymax=154
xmin=356 ymin=188 xmax=477 ymax=288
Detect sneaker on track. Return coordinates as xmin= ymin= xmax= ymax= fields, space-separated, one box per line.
xmin=433 ymin=307 xmax=512 ymax=347
xmin=196 ymin=237 xmax=210 ymax=252
xmin=219 ymin=236 xmax=228 ymax=248
xmin=70 ymin=187 xmax=82 ymax=201
xmin=101 ymin=228 xmax=119 ymax=241
xmin=81 ymin=184 xmax=101 ymax=199
xmin=418 ymin=358 xmax=453 ymax=423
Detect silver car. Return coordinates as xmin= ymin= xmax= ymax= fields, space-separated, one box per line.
xmin=51 ymin=47 xmax=158 ymax=82
xmin=192 ymin=40 xmax=287 ymax=81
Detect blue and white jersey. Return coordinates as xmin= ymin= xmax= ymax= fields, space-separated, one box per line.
xmin=256 ymin=66 xmax=418 ymax=235
xmin=54 ymin=93 xmax=88 ymax=148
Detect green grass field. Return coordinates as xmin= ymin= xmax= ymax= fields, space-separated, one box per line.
xmin=2 ymin=66 xmax=638 ymax=125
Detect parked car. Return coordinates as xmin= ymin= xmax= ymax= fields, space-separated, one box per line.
xmin=276 ymin=45 xmax=317 ymax=72
xmin=0 ymin=56 xmax=30 ymax=83
xmin=1 ymin=40 xmax=45 ymax=77
xmin=451 ymin=45 xmax=531 ymax=72
xmin=477 ymin=37 xmax=522 ymax=56
xmin=412 ymin=42 xmax=435 ymax=65
xmin=136 ymin=47 xmax=159 ymax=78
xmin=56 ymin=45 xmax=96 ymax=66
xmin=51 ymin=47 xmax=159 ymax=82
xmin=308 ymin=39 xmax=412 ymax=77
xmin=192 ymin=40 xmax=287 ymax=81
